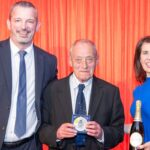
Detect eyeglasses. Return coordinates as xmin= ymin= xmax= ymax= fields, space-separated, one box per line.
xmin=73 ymin=56 xmax=96 ymax=64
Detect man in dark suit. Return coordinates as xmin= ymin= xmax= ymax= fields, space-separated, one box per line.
xmin=39 ymin=39 xmax=124 ymax=150
xmin=0 ymin=1 xmax=57 ymax=150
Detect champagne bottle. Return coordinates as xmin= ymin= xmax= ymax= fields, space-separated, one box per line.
xmin=129 ymin=100 xmax=144 ymax=150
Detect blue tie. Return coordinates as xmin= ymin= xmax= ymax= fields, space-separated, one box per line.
xmin=75 ymin=84 xmax=87 ymax=147
xmin=14 ymin=51 xmax=27 ymax=137
xmin=75 ymin=84 xmax=86 ymax=115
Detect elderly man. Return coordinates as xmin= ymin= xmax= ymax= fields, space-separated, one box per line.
xmin=39 ymin=39 xmax=124 ymax=150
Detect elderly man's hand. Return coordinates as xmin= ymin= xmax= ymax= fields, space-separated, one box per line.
xmin=86 ymin=121 xmax=103 ymax=139
xmin=56 ymin=123 xmax=77 ymax=140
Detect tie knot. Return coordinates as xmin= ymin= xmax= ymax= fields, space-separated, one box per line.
xmin=78 ymin=84 xmax=85 ymax=91
xmin=19 ymin=50 xmax=26 ymax=57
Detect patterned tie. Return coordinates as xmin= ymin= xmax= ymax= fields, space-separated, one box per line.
xmin=75 ymin=84 xmax=86 ymax=115
xmin=75 ymin=84 xmax=87 ymax=147
xmin=14 ymin=50 xmax=27 ymax=137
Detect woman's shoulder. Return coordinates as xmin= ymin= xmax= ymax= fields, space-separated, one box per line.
xmin=133 ymin=84 xmax=144 ymax=97
xmin=133 ymin=85 xmax=141 ymax=93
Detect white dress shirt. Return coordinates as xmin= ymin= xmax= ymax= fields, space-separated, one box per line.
xmin=4 ymin=39 xmax=38 ymax=142
xmin=69 ymin=73 xmax=104 ymax=143
xmin=69 ymin=73 xmax=92 ymax=115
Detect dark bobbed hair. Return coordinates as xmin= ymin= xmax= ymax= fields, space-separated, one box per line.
xmin=134 ymin=36 xmax=150 ymax=83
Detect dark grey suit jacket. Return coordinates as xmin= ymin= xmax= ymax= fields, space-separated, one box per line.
xmin=0 ymin=39 xmax=57 ymax=149
xmin=39 ymin=75 xmax=124 ymax=150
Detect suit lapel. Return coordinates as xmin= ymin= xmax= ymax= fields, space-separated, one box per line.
xmin=58 ymin=77 xmax=73 ymax=122
xmin=57 ymin=76 xmax=104 ymax=122
xmin=34 ymin=46 xmax=44 ymax=106
xmin=0 ymin=39 xmax=12 ymax=95
xmin=88 ymin=77 xmax=103 ymax=119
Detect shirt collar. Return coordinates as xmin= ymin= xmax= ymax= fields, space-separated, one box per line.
xmin=71 ymin=73 xmax=93 ymax=89
xmin=9 ymin=39 xmax=34 ymax=56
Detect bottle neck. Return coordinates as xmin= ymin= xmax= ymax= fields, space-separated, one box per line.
xmin=134 ymin=102 xmax=142 ymax=122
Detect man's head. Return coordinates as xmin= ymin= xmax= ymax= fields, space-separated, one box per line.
xmin=7 ymin=1 xmax=40 ymax=49
xmin=70 ymin=39 xmax=98 ymax=82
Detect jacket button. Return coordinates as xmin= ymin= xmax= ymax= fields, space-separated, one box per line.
xmin=2 ymin=126 xmax=5 ymax=130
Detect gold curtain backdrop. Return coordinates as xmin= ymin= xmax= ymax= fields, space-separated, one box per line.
xmin=1 ymin=0 xmax=150 ymax=149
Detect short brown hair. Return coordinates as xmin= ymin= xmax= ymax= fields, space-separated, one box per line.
xmin=9 ymin=1 xmax=38 ymax=20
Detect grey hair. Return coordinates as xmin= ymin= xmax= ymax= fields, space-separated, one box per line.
xmin=70 ymin=39 xmax=98 ymax=57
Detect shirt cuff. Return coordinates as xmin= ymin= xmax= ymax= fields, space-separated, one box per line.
xmin=97 ymin=129 xmax=104 ymax=143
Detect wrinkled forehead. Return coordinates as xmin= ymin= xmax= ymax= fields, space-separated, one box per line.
xmin=72 ymin=42 xmax=97 ymax=57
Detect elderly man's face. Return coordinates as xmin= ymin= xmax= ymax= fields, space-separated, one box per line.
xmin=70 ymin=43 xmax=98 ymax=82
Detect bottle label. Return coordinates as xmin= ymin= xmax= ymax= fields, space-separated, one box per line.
xmin=130 ymin=132 xmax=143 ymax=147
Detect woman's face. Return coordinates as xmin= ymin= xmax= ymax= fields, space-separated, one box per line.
xmin=140 ymin=42 xmax=150 ymax=77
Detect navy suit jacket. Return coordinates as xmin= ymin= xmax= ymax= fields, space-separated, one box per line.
xmin=39 ymin=75 xmax=124 ymax=150
xmin=0 ymin=39 xmax=57 ymax=149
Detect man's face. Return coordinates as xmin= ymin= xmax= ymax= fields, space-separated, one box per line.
xmin=70 ymin=43 xmax=98 ymax=82
xmin=7 ymin=6 xmax=40 ymax=48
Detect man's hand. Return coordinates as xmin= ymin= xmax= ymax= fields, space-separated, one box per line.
xmin=56 ymin=123 xmax=77 ymax=140
xmin=86 ymin=121 xmax=103 ymax=139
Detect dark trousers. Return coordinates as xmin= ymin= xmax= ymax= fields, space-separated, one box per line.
xmin=1 ymin=136 xmax=42 ymax=150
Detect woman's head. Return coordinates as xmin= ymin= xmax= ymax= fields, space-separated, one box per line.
xmin=134 ymin=36 xmax=150 ymax=83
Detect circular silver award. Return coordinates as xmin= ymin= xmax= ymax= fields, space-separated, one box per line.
xmin=74 ymin=116 xmax=87 ymax=132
